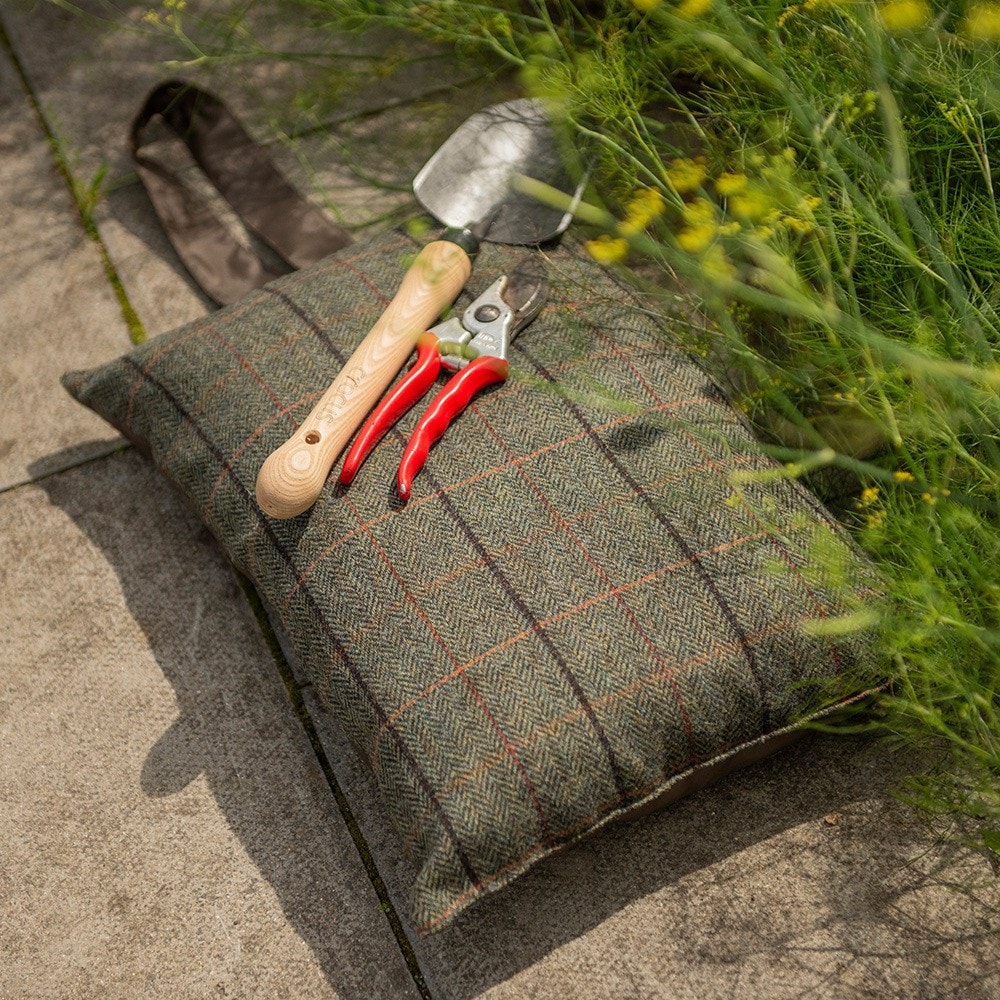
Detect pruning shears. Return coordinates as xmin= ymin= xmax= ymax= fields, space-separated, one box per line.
xmin=339 ymin=257 xmax=547 ymax=501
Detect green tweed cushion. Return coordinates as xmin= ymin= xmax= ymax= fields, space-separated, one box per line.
xmin=63 ymin=229 xmax=878 ymax=933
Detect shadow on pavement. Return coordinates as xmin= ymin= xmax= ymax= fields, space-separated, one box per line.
xmin=31 ymin=445 xmax=419 ymax=998
xmin=33 ymin=443 xmax=1000 ymax=1000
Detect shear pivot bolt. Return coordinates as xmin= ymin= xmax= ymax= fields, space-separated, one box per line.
xmin=474 ymin=304 xmax=501 ymax=323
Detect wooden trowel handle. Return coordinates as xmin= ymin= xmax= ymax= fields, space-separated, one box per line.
xmin=256 ymin=240 xmax=472 ymax=519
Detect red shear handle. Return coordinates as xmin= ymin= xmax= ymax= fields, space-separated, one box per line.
xmin=339 ymin=333 xmax=442 ymax=485
xmin=397 ymin=356 xmax=510 ymax=501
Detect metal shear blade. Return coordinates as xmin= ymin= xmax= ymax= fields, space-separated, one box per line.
xmin=338 ymin=258 xmax=547 ymax=500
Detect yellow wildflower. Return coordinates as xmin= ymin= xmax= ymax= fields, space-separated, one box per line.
xmin=730 ymin=188 xmax=778 ymax=223
xmin=702 ymin=244 xmax=736 ymax=281
xmin=681 ymin=197 xmax=716 ymax=227
xmin=676 ymin=0 xmax=713 ymax=17
xmin=893 ymin=470 xmax=915 ymax=482
xmin=962 ymin=3 xmax=1000 ymax=39
xmin=878 ymin=0 xmax=931 ymax=32
xmin=142 ymin=9 xmax=161 ymax=22
xmin=665 ymin=157 xmax=707 ymax=194
xmin=859 ymin=486 xmax=880 ymax=506
xmin=783 ymin=216 xmax=813 ymax=235
xmin=630 ymin=187 xmax=666 ymax=218
xmin=921 ymin=492 xmax=937 ymax=505
xmin=585 ymin=235 xmax=629 ymax=265
xmin=776 ymin=5 xmax=799 ymax=28
xmin=677 ymin=224 xmax=716 ymax=253
xmin=619 ymin=187 xmax=666 ymax=235
xmin=716 ymin=172 xmax=748 ymax=196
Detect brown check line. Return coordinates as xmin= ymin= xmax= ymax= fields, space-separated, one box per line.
xmin=516 ymin=335 xmax=775 ymax=734
xmin=201 ymin=387 xmax=326 ymax=524
xmin=205 ymin=325 xmax=288 ymax=413
xmin=597 ymin=331 xmax=846 ymax=675
xmin=481 ymin=339 xmax=669 ymax=405
xmin=399 ymin=610 xmax=808 ymax=866
xmin=120 ymin=354 xmax=482 ymax=885
xmin=276 ymin=397 xmax=713 ymax=622
xmin=195 ymin=283 xmax=415 ymax=520
xmin=411 ymin=620 xmax=818 ymax=934
xmin=158 ymin=301 xmax=380 ymax=467
xmin=371 ymin=528 xmax=769 ymax=758
xmin=533 ymin=312 xmax=777 ymax=698
xmin=157 ymin=325 xmax=301 ymax=515
xmin=339 ymin=452 xmax=771 ymax=651
xmin=280 ymin=395 xmax=716 ymax=614
xmin=471 ymin=403 xmax=697 ymax=753
xmin=339 ymin=491 xmax=556 ymax=845
xmin=417 ymin=678 xmax=891 ymax=935
xmin=122 ymin=284 xmax=297 ymax=431
xmin=121 ymin=238 xmax=411 ymax=432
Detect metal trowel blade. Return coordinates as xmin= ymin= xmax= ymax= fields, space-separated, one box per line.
xmin=412 ymin=98 xmax=585 ymax=245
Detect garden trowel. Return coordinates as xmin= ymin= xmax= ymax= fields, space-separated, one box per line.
xmin=256 ymin=98 xmax=586 ymax=519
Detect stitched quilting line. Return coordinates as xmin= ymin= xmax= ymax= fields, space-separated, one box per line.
xmin=278 ymin=397 xmax=715 ymax=622
xmin=427 ymin=474 xmax=631 ymax=801
xmin=164 ymin=301 xmax=381 ymax=438
xmin=398 ymin=607 xmax=808 ymax=860
xmin=340 ymin=492 xmax=556 ymax=846
xmin=122 ymin=239 xmax=411 ymax=433
xmin=587 ymin=322 xmax=845 ymax=676
xmin=373 ymin=529 xmax=769 ymax=752
xmin=471 ymin=402 xmax=698 ymax=755
xmin=340 ymin=452 xmax=770 ymax=650
xmin=120 ymin=355 xmax=482 ymax=887
xmin=415 ymin=678 xmax=887 ymax=935
xmin=411 ymin=626 xmax=847 ymax=935
xmin=515 ymin=338 xmax=774 ymax=731
xmin=274 ymin=283 xmax=561 ymax=848
xmin=201 ymin=388 xmax=326 ymax=524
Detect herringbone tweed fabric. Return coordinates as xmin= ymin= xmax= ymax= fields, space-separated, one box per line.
xmin=64 ymin=229 xmax=880 ymax=933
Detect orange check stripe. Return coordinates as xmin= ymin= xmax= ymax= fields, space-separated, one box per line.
xmin=372 ymin=529 xmax=769 ymax=753
xmin=279 ymin=396 xmax=716 ymax=621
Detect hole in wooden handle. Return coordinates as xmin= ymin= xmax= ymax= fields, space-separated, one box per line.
xmin=304 ymin=431 xmax=321 ymax=445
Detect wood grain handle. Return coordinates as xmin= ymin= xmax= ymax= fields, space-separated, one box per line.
xmin=255 ymin=240 xmax=473 ymax=518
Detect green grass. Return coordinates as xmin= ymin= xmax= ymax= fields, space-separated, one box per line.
xmin=141 ymin=0 xmax=1000 ymax=858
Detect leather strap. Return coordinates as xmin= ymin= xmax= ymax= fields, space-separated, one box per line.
xmin=131 ymin=80 xmax=352 ymax=305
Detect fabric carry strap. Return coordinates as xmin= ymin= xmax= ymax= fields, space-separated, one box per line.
xmin=130 ymin=80 xmax=353 ymax=305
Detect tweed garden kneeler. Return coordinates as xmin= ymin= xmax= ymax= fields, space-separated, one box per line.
xmin=63 ymin=228 xmax=880 ymax=933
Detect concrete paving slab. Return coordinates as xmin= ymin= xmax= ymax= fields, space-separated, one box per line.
xmin=3 ymin=0 xmax=487 ymax=182
xmin=3 ymin=0 xmax=503 ymax=336
xmin=295 ymin=686 xmax=1000 ymax=999
xmin=0 ymin=46 xmax=127 ymax=490
xmin=0 ymin=450 xmax=421 ymax=999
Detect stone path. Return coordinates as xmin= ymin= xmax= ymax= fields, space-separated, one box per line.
xmin=1 ymin=3 xmax=998 ymax=997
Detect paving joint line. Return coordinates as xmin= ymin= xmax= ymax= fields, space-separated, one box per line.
xmin=0 ymin=15 xmax=147 ymax=346
xmin=234 ymin=572 xmax=434 ymax=1000
xmin=0 ymin=442 xmax=133 ymax=498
